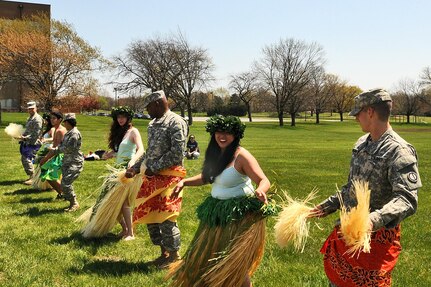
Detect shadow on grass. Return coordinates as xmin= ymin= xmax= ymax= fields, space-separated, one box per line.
xmin=4 ymin=188 xmax=52 ymax=195
xmin=70 ymin=258 xmax=154 ymax=276
xmin=0 ymin=179 xmax=23 ymax=186
xmin=19 ymin=197 xmax=55 ymax=204
xmin=16 ymin=206 xmax=64 ymax=217
xmin=53 ymin=231 xmax=124 ymax=255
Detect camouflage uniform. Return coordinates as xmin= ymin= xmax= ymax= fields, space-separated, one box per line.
xmin=55 ymin=127 xmax=84 ymax=201
xmin=20 ymin=113 xmax=43 ymax=176
xmin=320 ymin=123 xmax=421 ymax=228
xmin=319 ymin=89 xmax=422 ymax=286
xmin=134 ymin=110 xmax=188 ymax=252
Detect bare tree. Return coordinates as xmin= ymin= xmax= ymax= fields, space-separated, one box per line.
xmin=113 ymin=38 xmax=177 ymax=93
xmin=420 ymin=66 xmax=431 ymax=86
xmin=113 ymin=33 xmax=213 ymax=125
xmin=229 ymin=71 xmax=259 ymax=122
xmin=308 ymin=67 xmax=330 ymax=124
xmin=171 ymin=33 xmax=214 ymax=125
xmin=256 ymin=38 xmax=326 ymax=126
xmin=393 ymin=79 xmax=423 ymax=123
xmin=0 ymin=15 xmax=107 ymax=111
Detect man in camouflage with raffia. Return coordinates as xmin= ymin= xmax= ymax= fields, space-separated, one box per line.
xmin=20 ymin=101 xmax=43 ymax=185
xmin=311 ymin=88 xmax=422 ymax=287
xmin=126 ymin=90 xmax=188 ymax=268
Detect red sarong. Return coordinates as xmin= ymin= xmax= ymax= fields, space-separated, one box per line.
xmin=321 ymin=225 xmax=401 ymax=287
xmin=133 ymin=166 xmax=186 ymax=225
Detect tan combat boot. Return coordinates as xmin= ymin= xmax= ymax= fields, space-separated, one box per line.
xmin=64 ymin=197 xmax=79 ymax=212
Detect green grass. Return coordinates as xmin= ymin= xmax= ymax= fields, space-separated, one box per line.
xmin=1 ymin=112 xmax=430 ymax=287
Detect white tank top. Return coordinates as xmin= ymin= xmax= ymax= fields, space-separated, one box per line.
xmin=211 ymin=166 xmax=255 ymax=199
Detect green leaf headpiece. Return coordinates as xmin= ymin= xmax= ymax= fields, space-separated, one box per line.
xmin=111 ymin=106 xmax=134 ymax=119
xmin=205 ymin=115 xmax=246 ymax=139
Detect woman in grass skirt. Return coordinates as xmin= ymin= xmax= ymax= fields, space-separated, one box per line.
xmin=80 ymin=106 xmax=144 ymax=240
xmin=168 ymin=115 xmax=276 ymax=287
xmin=39 ymin=110 xmax=66 ymax=198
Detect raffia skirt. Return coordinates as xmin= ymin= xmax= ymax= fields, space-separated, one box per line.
xmin=168 ymin=196 xmax=275 ymax=287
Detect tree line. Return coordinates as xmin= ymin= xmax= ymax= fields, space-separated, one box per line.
xmin=1 ymin=15 xmax=430 ymax=126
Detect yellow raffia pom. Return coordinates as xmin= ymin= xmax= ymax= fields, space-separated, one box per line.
xmin=274 ymin=189 xmax=318 ymax=252
xmin=4 ymin=123 xmax=24 ymax=139
xmin=339 ymin=180 xmax=371 ymax=256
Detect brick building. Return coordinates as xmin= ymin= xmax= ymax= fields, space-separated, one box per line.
xmin=0 ymin=1 xmax=50 ymax=111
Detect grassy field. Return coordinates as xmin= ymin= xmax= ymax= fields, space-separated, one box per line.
xmin=0 ymin=112 xmax=430 ymax=287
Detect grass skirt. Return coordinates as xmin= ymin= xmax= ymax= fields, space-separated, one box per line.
xmin=78 ymin=166 xmax=144 ymax=238
xmin=31 ymin=145 xmax=53 ymax=190
xmin=168 ymin=196 xmax=278 ymax=287
xmin=31 ymin=165 xmax=52 ymax=190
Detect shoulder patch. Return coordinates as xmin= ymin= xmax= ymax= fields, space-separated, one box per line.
xmin=407 ymin=172 xmax=418 ymax=183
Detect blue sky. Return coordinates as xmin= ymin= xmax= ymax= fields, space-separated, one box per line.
xmin=31 ymin=0 xmax=431 ymax=95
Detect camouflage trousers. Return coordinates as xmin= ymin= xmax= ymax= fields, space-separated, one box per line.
xmin=61 ymin=162 xmax=83 ymax=200
xmin=20 ymin=143 xmax=40 ymax=176
xmin=147 ymin=220 xmax=181 ymax=252
xmin=21 ymin=154 xmax=34 ymax=177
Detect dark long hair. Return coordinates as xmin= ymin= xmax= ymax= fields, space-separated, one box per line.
xmin=108 ymin=114 xmax=132 ymax=152
xmin=202 ymin=135 xmax=240 ymax=183
xmin=42 ymin=114 xmax=53 ymax=135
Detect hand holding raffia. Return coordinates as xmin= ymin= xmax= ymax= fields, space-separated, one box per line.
xmin=274 ymin=189 xmax=319 ymax=252
xmin=4 ymin=123 xmax=25 ymax=139
xmin=338 ymin=180 xmax=372 ymax=256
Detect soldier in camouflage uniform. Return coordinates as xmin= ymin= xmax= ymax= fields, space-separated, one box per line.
xmin=50 ymin=113 xmax=84 ymax=212
xmin=311 ymin=89 xmax=422 ymax=287
xmin=20 ymin=101 xmax=43 ymax=185
xmin=126 ymin=90 xmax=188 ymax=267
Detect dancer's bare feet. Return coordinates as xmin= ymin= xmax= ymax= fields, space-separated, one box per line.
xmin=123 ymin=235 xmax=135 ymax=241
xmin=118 ymin=230 xmax=128 ymax=238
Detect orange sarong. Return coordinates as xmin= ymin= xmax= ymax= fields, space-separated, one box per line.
xmin=133 ymin=166 xmax=186 ymax=225
xmin=321 ymin=225 xmax=401 ymax=287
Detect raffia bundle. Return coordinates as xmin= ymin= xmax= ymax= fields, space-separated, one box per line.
xmin=78 ymin=164 xmax=145 ymax=238
xmin=339 ymin=180 xmax=371 ymax=256
xmin=4 ymin=123 xmax=24 ymax=139
xmin=274 ymin=189 xmax=318 ymax=252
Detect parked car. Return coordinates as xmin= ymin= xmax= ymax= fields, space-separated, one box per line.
xmin=134 ymin=113 xmax=151 ymax=119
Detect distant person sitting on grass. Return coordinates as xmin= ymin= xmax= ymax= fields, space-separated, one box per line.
xmin=185 ymin=134 xmax=200 ymax=159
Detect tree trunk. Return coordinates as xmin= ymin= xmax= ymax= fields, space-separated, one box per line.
xmin=316 ymin=111 xmax=320 ymax=124
xmin=339 ymin=112 xmax=344 ymax=122
xmin=247 ymin=103 xmax=252 ymax=122
xmin=290 ymin=113 xmax=296 ymax=127
xmin=278 ymin=111 xmax=284 ymax=126
xmin=187 ymin=102 xmax=193 ymax=126
xmin=407 ymin=114 xmax=410 ymax=124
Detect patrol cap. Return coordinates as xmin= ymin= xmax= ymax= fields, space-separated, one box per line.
xmin=349 ymin=88 xmax=392 ymax=116
xmin=143 ymin=90 xmax=166 ymax=108
xmin=64 ymin=113 xmax=76 ymax=121
xmin=27 ymin=101 xmax=36 ymax=109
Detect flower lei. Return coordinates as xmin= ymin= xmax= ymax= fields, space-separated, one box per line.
xmin=205 ymin=115 xmax=246 ymax=139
